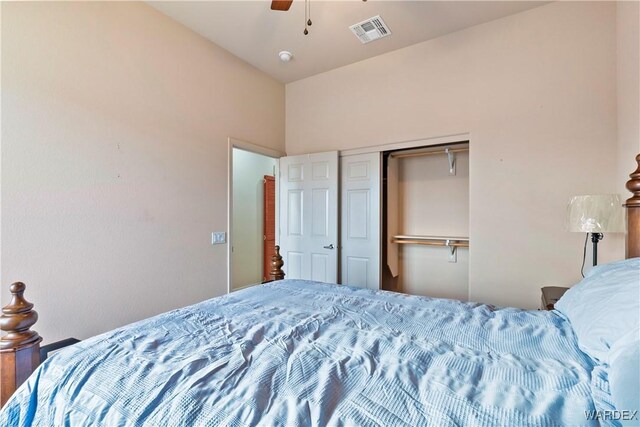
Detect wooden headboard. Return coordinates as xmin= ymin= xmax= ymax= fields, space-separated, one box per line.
xmin=0 ymin=155 xmax=639 ymax=407
xmin=625 ymin=154 xmax=640 ymax=258
xmin=0 ymin=283 xmax=41 ymax=406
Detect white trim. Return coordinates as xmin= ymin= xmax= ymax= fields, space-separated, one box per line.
xmin=229 ymin=137 xmax=285 ymax=158
xmin=227 ymin=137 xmax=284 ymax=295
xmin=338 ymin=133 xmax=470 ymax=157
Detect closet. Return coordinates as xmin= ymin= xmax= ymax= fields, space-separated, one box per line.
xmin=279 ymin=141 xmax=469 ymax=300
xmin=382 ymin=142 xmax=469 ymax=300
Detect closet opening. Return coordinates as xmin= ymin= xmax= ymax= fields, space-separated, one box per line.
xmin=382 ymin=141 xmax=470 ymax=300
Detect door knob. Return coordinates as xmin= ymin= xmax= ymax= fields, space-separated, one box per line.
xmin=323 ymin=244 xmax=335 ymax=250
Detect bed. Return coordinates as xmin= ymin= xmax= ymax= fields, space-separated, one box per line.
xmin=0 ymin=155 xmax=638 ymax=426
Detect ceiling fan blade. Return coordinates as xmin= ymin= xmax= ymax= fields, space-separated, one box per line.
xmin=271 ymin=0 xmax=293 ymax=11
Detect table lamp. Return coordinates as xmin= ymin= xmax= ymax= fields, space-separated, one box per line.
xmin=567 ymin=194 xmax=625 ymax=266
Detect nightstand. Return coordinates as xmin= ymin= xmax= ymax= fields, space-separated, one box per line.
xmin=541 ymin=286 xmax=569 ymax=310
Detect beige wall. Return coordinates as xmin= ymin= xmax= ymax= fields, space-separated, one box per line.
xmin=287 ymin=2 xmax=623 ymax=309
xmin=232 ymin=148 xmax=276 ymax=290
xmin=1 ymin=2 xmax=284 ymax=343
xmin=617 ymin=1 xmax=640 ymax=196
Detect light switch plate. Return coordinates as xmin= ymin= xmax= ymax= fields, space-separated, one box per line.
xmin=211 ymin=231 xmax=226 ymax=245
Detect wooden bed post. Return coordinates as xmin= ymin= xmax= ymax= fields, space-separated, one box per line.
xmin=625 ymin=154 xmax=640 ymax=259
xmin=269 ymin=245 xmax=285 ymax=281
xmin=0 ymin=282 xmax=41 ymax=407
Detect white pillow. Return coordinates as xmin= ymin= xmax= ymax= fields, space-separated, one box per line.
xmin=608 ymin=328 xmax=640 ymax=418
xmin=555 ymin=258 xmax=640 ymax=363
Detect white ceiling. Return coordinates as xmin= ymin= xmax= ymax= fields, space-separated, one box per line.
xmin=149 ymin=1 xmax=547 ymax=83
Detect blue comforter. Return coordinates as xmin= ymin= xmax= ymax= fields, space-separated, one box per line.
xmin=1 ymin=280 xmax=599 ymax=426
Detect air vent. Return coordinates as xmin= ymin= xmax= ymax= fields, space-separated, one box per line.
xmin=349 ymin=15 xmax=391 ymax=44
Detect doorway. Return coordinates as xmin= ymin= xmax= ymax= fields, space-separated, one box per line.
xmin=228 ymin=139 xmax=283 ymax=292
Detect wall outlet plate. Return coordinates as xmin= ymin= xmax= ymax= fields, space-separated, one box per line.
xmin=211 ymin=231 xmax=226 ymax=245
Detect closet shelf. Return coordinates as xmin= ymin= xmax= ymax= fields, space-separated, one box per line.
xmin=388 ymin=146 xmax=468 ymax=175
xmin=388 ymin=147 xmax=468 ymax=159
xmin=391 ymin=235 xmax=469 ymax=248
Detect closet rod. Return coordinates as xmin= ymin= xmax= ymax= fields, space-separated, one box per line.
xmin=392 ymin=240 xmax=469 ymax=248
xmin=391 ymin=235 xmax=469 ymax=262
xmin=392 ymin=235 xmax=469 ymax=242
xmin=389 ymin=147 xmax=468 ymax=159
xmin=391 ymin=235 xmax=470 ymax=248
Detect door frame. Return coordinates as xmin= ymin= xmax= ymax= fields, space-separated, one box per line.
xmin=227 ymin=137 xmax=285 ymax=294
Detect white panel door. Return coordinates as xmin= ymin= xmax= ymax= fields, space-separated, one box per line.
xmin=340 ymin=153 xmax=380 ymax=289
xmin=279 ymin=151 xmax=338 ymax=282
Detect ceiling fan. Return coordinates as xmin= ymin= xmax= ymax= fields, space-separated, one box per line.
xmin=270 ymin=0 xmax=294 ymax=12
xmin=271 ymin=0 xmax=366 ymax=35
xmin=271 ymin=0 xmax=313 ymax=34
xmin=271 ymin=0 xmax=365 ymax=11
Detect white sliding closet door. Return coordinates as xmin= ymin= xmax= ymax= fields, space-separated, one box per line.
xmin=340 ymin=153 xmax=381 ymax=289
xmin=279 ymin=151 xmax=338 ymax=283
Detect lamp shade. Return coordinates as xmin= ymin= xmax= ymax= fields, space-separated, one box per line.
xmin=566 ymin=194 xmax=625 ymax=233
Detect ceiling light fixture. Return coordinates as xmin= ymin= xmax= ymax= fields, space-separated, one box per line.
xmin=279 ymin=51 xmax=293 ymax=62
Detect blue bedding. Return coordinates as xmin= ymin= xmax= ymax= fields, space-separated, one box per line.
xmin=1 ymin=280 xmax=600 ymax=426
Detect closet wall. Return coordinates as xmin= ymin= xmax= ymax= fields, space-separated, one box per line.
xmin=385 ymin=144 xmax=469 ymax=300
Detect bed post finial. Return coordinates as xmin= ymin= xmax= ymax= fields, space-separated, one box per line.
xmin=624 ymin=153 xmax=640 ymax=259
xmin=0 ymin=282 xmax=42 ymax=407
xmin=625 ymin=154 xmax=640 ymax=206
xmin=269 ymin=245 xmax=285 ymax=281
xmin=0 ymin=282 xmax=41 ymax=350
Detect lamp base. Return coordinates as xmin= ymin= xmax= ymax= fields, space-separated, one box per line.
xmin=591 ymin=232 xmax=603 ymax=266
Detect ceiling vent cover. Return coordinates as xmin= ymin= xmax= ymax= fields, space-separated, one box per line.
xmin=349 ymin=15 xmax=391 ymax=44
